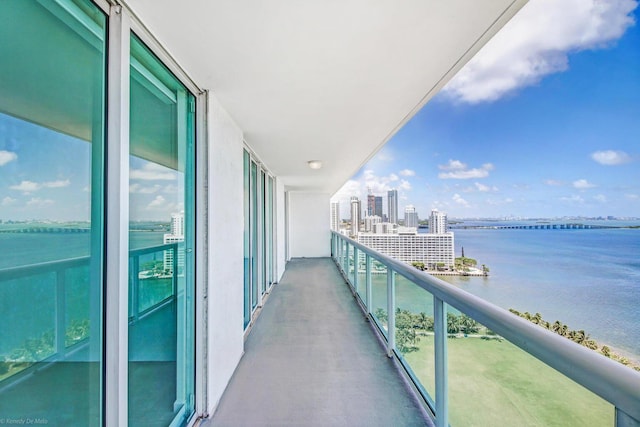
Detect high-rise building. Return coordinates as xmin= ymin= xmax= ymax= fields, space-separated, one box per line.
xmin=364 ymin=215 xmax=382 ymax=232
xmin=388 ymin=189 xmax=398 ymax=224
xmin=357 ymin=231 xmax=454 ymax=269
xmin=330 ymin=201 xmax=341 ymax=231
xmin=350 ymin=196 xmax=361 ymax=236
xmin=367 ymin=193 xmax=375 ymax=216
xmin=164 ymin=211 xmax=185 ymax=273
xmin=429 ymin=209 xmax=448 ymax=234
xmin=404 ymin=205 xmax=418 ymax=228
xmin=374 ymin=196 xmax=383 ymax=218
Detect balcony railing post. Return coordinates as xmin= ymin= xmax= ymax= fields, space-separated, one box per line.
xmin=131 ymin=254 xmax=140 ymax=321
xmin=365 ymin=254 xmax=372 ymax=315
xmin=353 ymin=247 xmax=359 ymax=293
xmin=386 ymin=269 xmax=395 ymax=358
xmin=616 ymin=408 xmax=640 ymax=427
xmin=434 ymin=296 xmax=448 ymax=427
xmin=56 ymin=268 xmax=66 ymax=357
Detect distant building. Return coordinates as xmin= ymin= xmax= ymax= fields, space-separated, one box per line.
xmin=404 ymin=205 xmax=418 ymax=228
xmin=388 ymin=189 xmax=398 ymax=224
xmin=367 ymin=193 xmax=376 ymax=216
xmin=164 ymin=212 xmax=185 ymax=274
xmin=330 ymin=201 xmax=340 ymax=231
xmin=374 ymin=196 xmax=383 ymax=218
xmin=350 ymin=197 xmax=361 ymax=236
xmin=429 ymin=209 xmax=447 ymax=234
xmin=364 ymin=215 xmax=382 ymax=232
xmin=357 ymin=231 xmax=454 ymax=269
xmin=373 ymin=222 xmax=397 ymax=234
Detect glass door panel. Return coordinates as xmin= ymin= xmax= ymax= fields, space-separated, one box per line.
xmin=250 ymin=161 xmax=258 ymax=310
xmin=0 ymin=1 xmax=106 ymax=425
xmin=243 ymin=150 xmax=251 ymax=327
xmin=128 ymin=34 xmax=195 ymax=427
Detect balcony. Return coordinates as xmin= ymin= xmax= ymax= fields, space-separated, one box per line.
xmin=206 ymin=257 xmax=433 ymax=426
xmin=0 ymin=244 xmax=181 ymax=426
xmin=207 ymin=234 xmax=640 ymax=427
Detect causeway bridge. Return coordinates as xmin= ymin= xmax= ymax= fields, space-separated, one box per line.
xmin=449 ymin=223 xmax=616 ymax=230
xmin=0 ymin=227 xmax=90 ymax=233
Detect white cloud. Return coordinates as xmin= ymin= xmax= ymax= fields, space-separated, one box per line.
xmin=130 ymin=163 xmax=177 ymax=181
xmin=443 ymin=0 xmax=637 ymax=103
xmin=475 ymin=182 xmax=498 ymax=192
xmin=573 ymin=179 xmax=595 ymax=189
xmin=439 ymin=159 xmax=467 ymax=171
xmin=26 ymin=197 xmax=54 ymax=207
xmin=1 ymin=196 xmax=17 ymax=206
xmin=452 ymin=193 xmax=469 ymax=207
xmin=399 ymin=169 xmax=415 ymax=177
xmin=399 ymin=179 xmax=412 ymax=191
xmin=43 ymin=179 xmax=70 ymax=188
xmin=147 ymin=195 xmax=167 ymax=208
xmin=625 ymin=194 xmax=638 ymax=200
xmin=545 ymin=179 xmax=563 ymax=186
xmin=0 ymin=150 xmax=17 ymax=166
xmin=389 ymin=173 xmax=399 ymax=182
xmin=591 ymin=150 xmax=633 ymax=165
xmin=10 ymin=180 xmax=40 ymax=192
xmin=439 ymin=160 xmax=494 ymax=179
xmin=593 ymin=194 xmax=607 ymax=203
xmin=9 ymin=179 xmax=70 ymax=192
xmin=130 ymin=183 xmax=161 ymax=194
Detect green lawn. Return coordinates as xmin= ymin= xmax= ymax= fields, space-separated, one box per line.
xmin=403 ymin=336 xmax=614 ymax=427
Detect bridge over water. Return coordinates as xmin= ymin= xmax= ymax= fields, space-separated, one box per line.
xmin=450 ymin=223 xmax=617 ymax=230
xmin=0 ymin=227 xmax=90 ymax=233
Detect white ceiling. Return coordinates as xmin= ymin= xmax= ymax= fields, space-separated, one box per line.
xmin=125 ymin=0 xmax=527 ymax=194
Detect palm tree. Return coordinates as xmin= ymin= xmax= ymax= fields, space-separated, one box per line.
xmin=447 ymin=313 xmax=462 ymax=334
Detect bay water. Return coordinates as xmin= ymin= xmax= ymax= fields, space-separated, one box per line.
xmin=425 ymin=220 xmax=640 ymax=360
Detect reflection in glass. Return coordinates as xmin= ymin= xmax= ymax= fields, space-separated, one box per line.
xmin=0 ymin=1 xmax=106 ymax=425
xmin=128 ymin=34 xmax=195 ymax=426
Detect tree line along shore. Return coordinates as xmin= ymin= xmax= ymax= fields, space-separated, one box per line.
xmin=374 ymin=307 xmax=639 ymax=372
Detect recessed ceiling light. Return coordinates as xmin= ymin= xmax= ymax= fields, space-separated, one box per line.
xmin=307 ymin=160 xmax=322 ymax=170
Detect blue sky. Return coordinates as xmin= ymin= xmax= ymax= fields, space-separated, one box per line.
xmin=334 ymin=0 xmax=640 ymax=219
xmin=0 ymin=113 xmax=182 ymax=222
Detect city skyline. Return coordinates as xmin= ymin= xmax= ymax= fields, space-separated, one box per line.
xmin=333 ymin=1 xmax=639 ymax=219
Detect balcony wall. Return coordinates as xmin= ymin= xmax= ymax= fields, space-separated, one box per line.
xmin=207 ymin=93 xmax=246 ymax=411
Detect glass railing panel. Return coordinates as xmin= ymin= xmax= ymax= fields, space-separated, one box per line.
xmin=356 ymin=254 xmax=367 ymax=304
xmin=370 ymin=259 xmax=388 ymax=335
xmin=350 ymin=244 xmax=358 ymax=287
xmin=446 ymin=307 xmax=614 ymax=427
xmin=134 ymin=248 xmax=175 ymax=314
xmin=65 ymin=264 xmax=91 ymax=348
xmin=1 ymin=273 xmax=56 ymax=378
xmin=394 ymin=274 xmax=436 ymax=404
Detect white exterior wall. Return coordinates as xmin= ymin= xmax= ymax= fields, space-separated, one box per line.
xmin=276 ymin=178 xmax=287 ymax=279
xmin=288 ymin=192 xmax=331 ymax=258
xmin=207 ymin=93 xmax=245 ymax=413
xmin=357 ymin=233 xmax=455 ymax=268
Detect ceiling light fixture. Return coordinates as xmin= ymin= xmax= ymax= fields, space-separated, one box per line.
xmin=307 ymin=160 xmax=323 ymax=170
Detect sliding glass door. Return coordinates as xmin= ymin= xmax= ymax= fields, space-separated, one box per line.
xmin=243 ymin=151 xmax=276 ymax=328
xmin=0 ymin=2 xmax=198 ymax=426
xmin=128 ymin=34 xmax=196 ymax=426
xmin=0 ymin=1 xmax=106 ymax=425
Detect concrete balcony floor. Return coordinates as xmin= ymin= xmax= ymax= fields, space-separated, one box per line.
xmin=205 ymin=258 xmax=433 ymax=427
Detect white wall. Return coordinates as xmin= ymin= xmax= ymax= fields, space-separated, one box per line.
xmin=207 ymin=93 xmax=245 ymax=413
xmin=288 ymin=192 xmax=331 ymax=258
xmin=275 ymin=178 xmax=286 ymax=280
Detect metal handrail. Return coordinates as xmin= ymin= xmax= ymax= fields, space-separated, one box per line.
xmin=332 ymin=231 xmax=640 ymax=423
